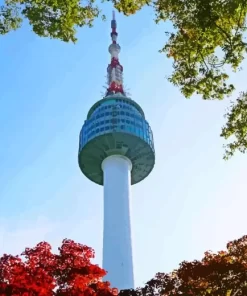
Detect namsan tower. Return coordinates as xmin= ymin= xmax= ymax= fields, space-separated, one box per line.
xmin=78 ymin=12 xmax=155 ymax=290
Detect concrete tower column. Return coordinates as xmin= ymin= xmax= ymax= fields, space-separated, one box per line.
xmin=101 ymin=155 xmax=134 ymax=290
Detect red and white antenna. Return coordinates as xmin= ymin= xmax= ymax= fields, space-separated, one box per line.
xmin=106 ymin=11 xmax=125 ymax=96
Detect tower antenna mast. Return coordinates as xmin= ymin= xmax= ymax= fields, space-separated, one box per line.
xmin=106 ymin=10 xmax=125 ymax=97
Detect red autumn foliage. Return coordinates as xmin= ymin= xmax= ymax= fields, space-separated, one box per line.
xmin=1 ymin=235 xmax=247 ymax=296
xmin=120 ymin=235 xmax=247 ymax=296
xmin=0 ymin=239 xmax=117 ymax=296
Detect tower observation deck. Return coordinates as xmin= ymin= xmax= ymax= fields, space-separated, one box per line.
xmin=78 ymin=12 xmax=155 ymax=290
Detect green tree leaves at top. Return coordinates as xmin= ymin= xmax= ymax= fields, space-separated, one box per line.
xmin=0 ymin=3 xmax=22 ymax=34
xmin=1 ymin=0 xmax=101 ymax=42
xmin=109 ymin=0 xmax=151 ymax=16
xmin=2 ymin=0 xmax=247 ymax=99
xmin=155 ymin=0 xmax=247 ymax=100
xmin=221 ymin=92 xmax=247 ymax=159
xmin=2 ymin=0 xmax=247 ymax=159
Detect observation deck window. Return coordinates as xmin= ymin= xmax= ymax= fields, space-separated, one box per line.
xmin=89 ymin=98 xmax=145 ymax=120
xmin=80 ymin=103 xmax=154 ymax=153
xmin=139 ymin=128 xmax=144 ymax=137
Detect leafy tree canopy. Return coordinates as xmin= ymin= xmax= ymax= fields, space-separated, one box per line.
xmin=0 ymin=0 xmax=101 ymax=42
xmin=155 ymin=0 xmax=247 ymax=100
xmin=1 ymin=235 xmax=247 ymax=295
xmin=221 ymin=91 xmax=247 ymax=159
xmin=0 ymin=239 xmax=117 ymax=295
xmin=121 ymin=234 xmax=247 ymax=296
xmin=1 ymin=0 xmax=247 ymax=158
xmin=2 ymin=0 xmax=247 ymax=99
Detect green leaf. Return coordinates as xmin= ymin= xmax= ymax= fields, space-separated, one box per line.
xmin=221 ymin=92 xmax=247 ymax=159
xmin=3 ymin=0 xmax=101 ymax=42
xmin=0 ymin=2 xmax=22 ymax=35
xmin=154 ymin=0 xmax=247 ymax=100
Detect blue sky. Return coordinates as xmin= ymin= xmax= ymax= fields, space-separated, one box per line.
xmin=0 ymin=3 xmax=247 ymax=288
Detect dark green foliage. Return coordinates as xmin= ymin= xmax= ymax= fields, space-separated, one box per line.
xmin=221 ymin=92 xmax=247 ymax=159
xmin=155 ymin=0 xmax=247 ymax=100
xmin=2 ymin=0 xmax=247 ymax=158
xmin=1 ymin=0 xmax=101 ymax=42
xmin=2 ymin=0 xmax=247 ymax=99
xmin=0 ymin=3 xmax=22 ymax=34
xmin=152 ymin=0 xmax=247 ymax=158
xmin=108 ymin=0 xmax=152 ymax=16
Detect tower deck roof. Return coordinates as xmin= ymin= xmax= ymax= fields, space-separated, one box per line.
xmin=87 ymin=95 xmax=145 ymax=120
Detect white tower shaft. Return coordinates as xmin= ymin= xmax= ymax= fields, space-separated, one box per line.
xmin=101 ymin=155 xmax=134 ymax=290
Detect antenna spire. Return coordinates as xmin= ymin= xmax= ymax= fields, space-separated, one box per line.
xmin=106 ymin=11 xmax=125 ymax=97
